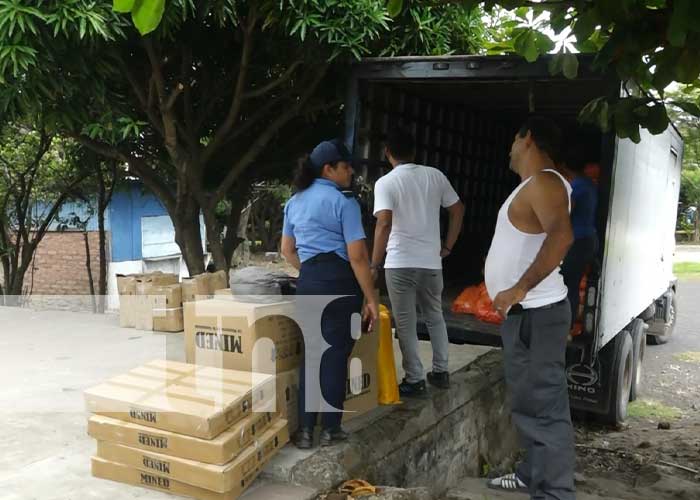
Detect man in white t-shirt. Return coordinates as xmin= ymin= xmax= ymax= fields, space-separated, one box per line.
xmin=371 ymin=127 xmax=464 ymax=396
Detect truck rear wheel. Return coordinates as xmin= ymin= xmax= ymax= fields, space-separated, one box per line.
xmin=648 ymin=290 xmax=676 ymax=345
xmin=629 ymin=319 xmax=646 ymax=402
xmin=602 ymin=331 xmax=633 ymax=426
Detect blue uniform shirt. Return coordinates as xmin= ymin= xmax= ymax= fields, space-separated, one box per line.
xmin=570 ymin=176 xmax=598 ymax=240
xmin=282 ymin=178 xmax=366 ymax=262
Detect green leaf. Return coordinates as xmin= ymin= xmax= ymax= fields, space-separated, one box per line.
xmin=517 ymin=32 xmax=540 ymax=63
xmin=676 ymin=50 xmax=700 ymax=84
xmin=131 ymin=0 xmax=165 ymax=35
xmin=387 ymin=0 xmax=403 ymax=18
xmin=113 ymin=0 xmax=136 ymax=14
xmin=671 ymin=100 xmax=700 ymax=117
xmin=574 ymin=9 xmax=597 ymax=43
xmin=667 ymin=0 xmax=690 ymax=47
xmin=549 ymin=53 xmax=564 ymax=76
xmin=562 ymin=53 xmax=579 ymax=79
xmin=550 ymin=10 xmax=570 ymax=34
xmin=534 ymin=32 xmax=555 ymax=54
xmin=643 ymin=104 xmax=669 ymax=134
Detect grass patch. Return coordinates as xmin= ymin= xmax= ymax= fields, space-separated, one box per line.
xmin=628 ymin=399 xmax=681 ymax=420
xmin=673 ymin=261 xmax=700 ymax=277
xmin=674 ymin=351 xmax=700 ymax=364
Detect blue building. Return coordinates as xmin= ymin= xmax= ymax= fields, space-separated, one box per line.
xmin=48 ymin=182 xmax=205 ymax=309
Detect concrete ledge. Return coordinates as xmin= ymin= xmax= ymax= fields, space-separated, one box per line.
xmin=262 ymin=349 xmax=518 ymax=497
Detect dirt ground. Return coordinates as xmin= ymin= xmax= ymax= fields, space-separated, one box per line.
xmin=571 ymin=277 xmax=700 ymax=500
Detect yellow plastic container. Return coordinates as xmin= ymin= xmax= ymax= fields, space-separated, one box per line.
xmin=377 ymin=305 xmax=401 ymax=405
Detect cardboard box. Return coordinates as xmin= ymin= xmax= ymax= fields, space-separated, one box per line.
xmin=92 ymin=420 xmax=289 ymax=497
xmin=184 ymin=299 xmax=303 ymax=374
xmin=151 ymin=284 xmax=183 ymax=309
xmin=153 ymin=307 xmax=184 ymax=333
xmin=117 ymin=275 xmax=141 ymax=328
xmin=214 ymin=288 xmax=232 ymax=297
xmin=272 ymin=327 xmax=378 ymax=428
xmin=343 ymin=326 xmax=379 ymax=421
xmin=133 ymin=275 xmax=180 ymax=331
xmin=88 ymin=411 xmax=278 ymax=465
xmin=183 ymin=271 xmax=229 ymax=303
xmin=84 ymin=360 xmax=275 ymax=439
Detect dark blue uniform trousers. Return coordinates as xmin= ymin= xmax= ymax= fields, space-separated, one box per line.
xmin=296 ymin=253 xmax=363 ymax=431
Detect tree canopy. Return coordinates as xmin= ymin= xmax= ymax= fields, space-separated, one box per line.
xmin=0 ymin=0 xmax=495 ymax=273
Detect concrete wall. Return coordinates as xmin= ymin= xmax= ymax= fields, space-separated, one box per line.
xmin=264 ymin=350 xmax=518 ymax=498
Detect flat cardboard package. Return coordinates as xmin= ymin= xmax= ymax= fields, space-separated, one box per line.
xmin=184 ymin=299 xmax=302 ymax=374
xmin=153 ymin=307 xmax=184 ymax=333
xmin=84 ymin=360 xmax=275 ymax=439
xmin=182 ymin=271 xmax=229 ymax=303
xmin=214 ymin=288 xmax=232 ymax=296
xmin=91 ymin=420 xmax=289 ymax=499
xmin=94 ymin=419 xmax=288 ymax=493
xmin=88 ymin=410 xmax=278 ymax=465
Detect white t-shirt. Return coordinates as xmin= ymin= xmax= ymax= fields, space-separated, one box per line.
xmin=373 ymin=163 xmax=460 ymax=269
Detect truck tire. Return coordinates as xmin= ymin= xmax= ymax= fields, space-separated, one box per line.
xmin=629 ymin=319 xmax=646 ymax=402
xmin=648 ymin=291 xmax=676 ymax=345
xmin=602 ymin=331 xmax=634 ymax=426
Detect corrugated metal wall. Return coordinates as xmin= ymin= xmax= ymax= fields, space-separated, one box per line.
xmin=355 ymin=82 xmax=518 ymax=286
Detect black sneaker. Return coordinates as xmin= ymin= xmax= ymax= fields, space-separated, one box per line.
xmin=427 ymin=371 xmax=450 ymax=389
xmin=294 ymin=428 xmax=314 ymax=450
xmin=399 ymin=378 xmax=427 ymax=397
xmin=320 ymin=427 xmax=349 ymax=447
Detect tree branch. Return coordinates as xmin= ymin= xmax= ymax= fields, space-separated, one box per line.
xmin=210 ymin=66 xmax=329 ymax=206
xmin=200 ymin=9 xmax=258 ymax=166
xmin=242 ymin=60 xmax=303 ymax=99
xmin=166 ymin=83 xmax=185 ymax=111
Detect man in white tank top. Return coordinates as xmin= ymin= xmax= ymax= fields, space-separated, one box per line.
xmin=484 ymin=117 xmax=576 ymax=500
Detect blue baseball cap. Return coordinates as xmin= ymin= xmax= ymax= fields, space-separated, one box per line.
xmin=309 ymin=139 xmax=352 ymax=171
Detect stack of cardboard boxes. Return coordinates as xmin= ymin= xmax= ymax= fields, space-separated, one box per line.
xmin=116 ymin=271 xmax=228 ymax=333
xmin=183 ymin=297 xmax=379 ymax=437
xmin=182 ymin=271 xmax=229 ymax=303
xmin=85 ymin=360 xmax=288 ymax=499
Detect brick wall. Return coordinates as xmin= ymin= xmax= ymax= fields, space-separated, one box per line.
xmin=1 ymin=231 xmax=109 ymax=296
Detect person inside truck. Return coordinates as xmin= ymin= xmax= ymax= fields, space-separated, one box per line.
xmin=558 ymin=145 xmax=599 ymax=327
xmin=370 ymin=127 xmax=464 ymax=396
xmin=485 ymin=117 xmax=576 ymax=499
xmin=280 ymin=139 xmax=379 ymax=450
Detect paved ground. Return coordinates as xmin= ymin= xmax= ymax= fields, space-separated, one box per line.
xmin=0 ymin=305 xmax=491 ymax=499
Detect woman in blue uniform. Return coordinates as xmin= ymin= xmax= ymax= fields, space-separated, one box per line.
xmin=281 ymin=139 xmax=379 ymax=449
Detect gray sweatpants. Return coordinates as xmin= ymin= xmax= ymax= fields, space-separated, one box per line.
xmin=385 ymin=268 xmax=449 ymax=383
xmin=501 ymin=299 xmax=576 ymax=500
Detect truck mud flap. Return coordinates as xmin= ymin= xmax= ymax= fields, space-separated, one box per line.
xmin=566 ymin=345 xmax=613 ymax=414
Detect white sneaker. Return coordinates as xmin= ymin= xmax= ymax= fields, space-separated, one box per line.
xmin=487 ymin=473 xmax=529 ymax=493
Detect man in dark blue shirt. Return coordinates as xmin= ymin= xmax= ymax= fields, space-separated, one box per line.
xmin=559 ymin=151 xmax=599 ymax=327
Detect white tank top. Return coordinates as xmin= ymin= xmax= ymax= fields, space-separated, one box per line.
xmin=485 ymin=169 xmax=572 ymax=309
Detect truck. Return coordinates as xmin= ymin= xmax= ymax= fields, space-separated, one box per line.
xmin=345 ymin=54 xmax=682 ymax=425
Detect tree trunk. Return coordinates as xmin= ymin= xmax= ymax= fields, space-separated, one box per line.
xmin=202 ymin=206 xmax=227 ymax=272
xmin=223 ymin=193 xmax=249 ymax=267
xmin=84 ymin=231 xmax=97 ymax=313
xmin=173 ymin=208 xmax=206 ymax=276
xmin=96 ymin=166 xmax=110 ymax=314
xmin=694 ymin=210 xmax=699 ymax=243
